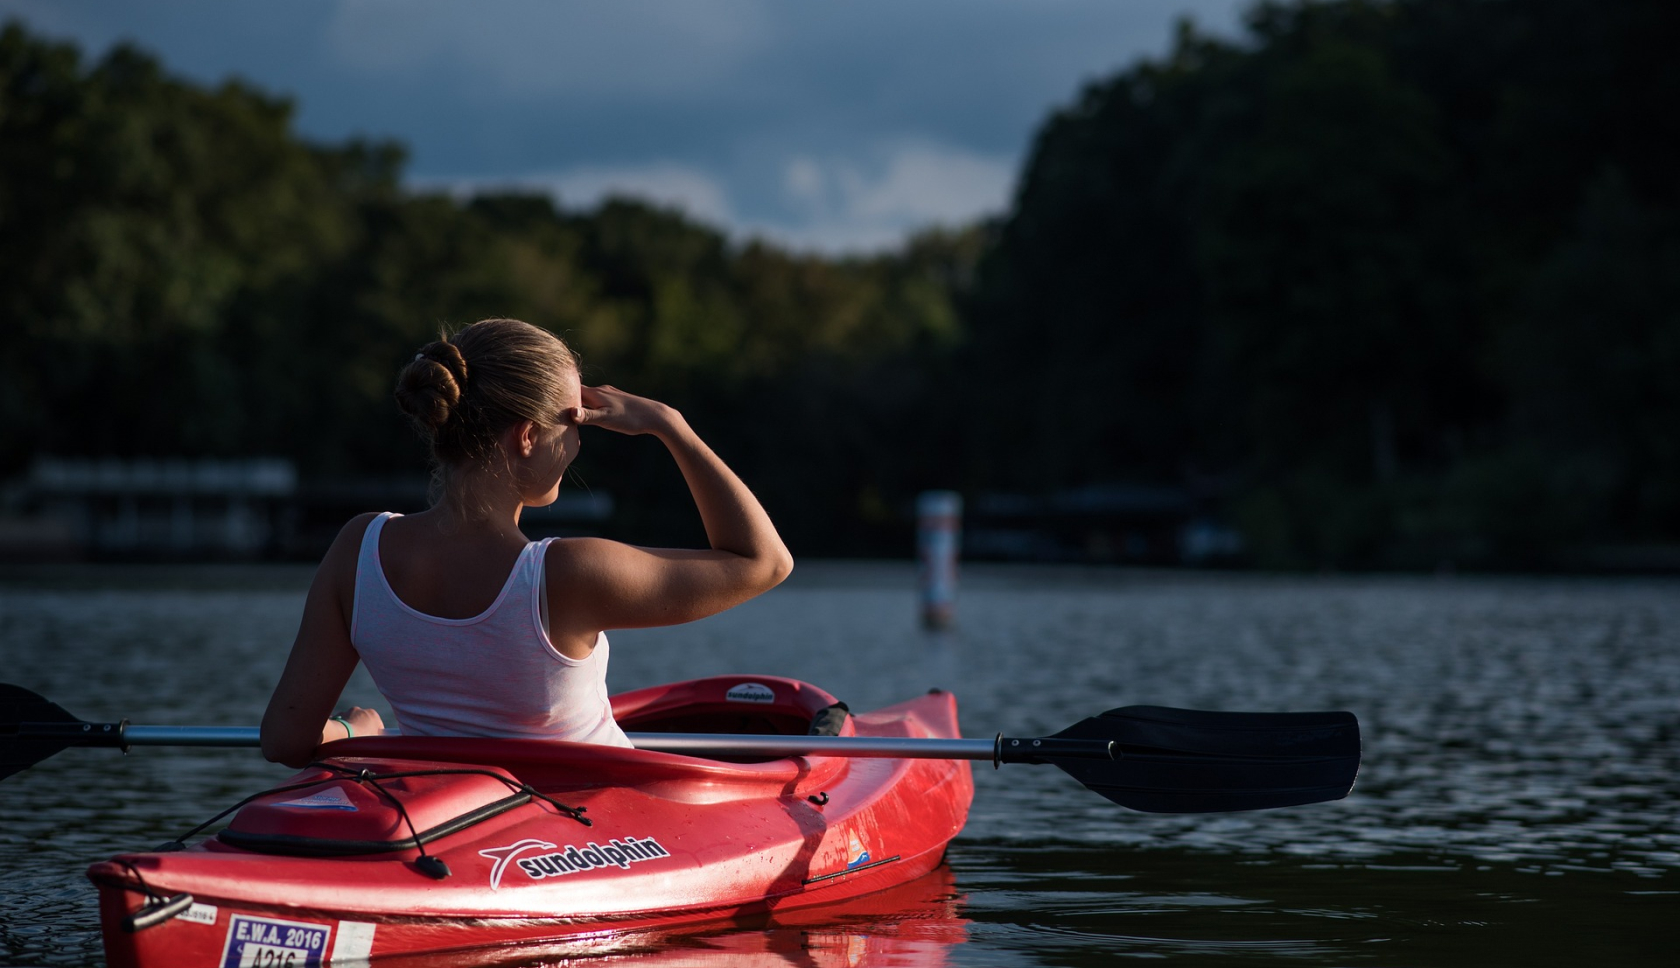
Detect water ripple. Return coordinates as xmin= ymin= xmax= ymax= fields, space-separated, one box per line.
xmin=2 ymin=567 xmax=1676 ymax=966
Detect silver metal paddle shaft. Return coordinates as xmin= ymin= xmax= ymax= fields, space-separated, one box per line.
xmin=122 ymin=725 xmax=262 ymax=747
xmin=107 ymin=726 xmax=1006 ymax=759
xmin=629 ymin=733 xmax=999 ymax=759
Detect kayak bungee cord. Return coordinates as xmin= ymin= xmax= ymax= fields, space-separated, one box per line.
xmin=352 ymin=768 xmax=454 ymax=879
xmin=149 ymin=773 xmax=377 ymax=852
xmin=151 ymin=762 xmax=594 ymax=853
xmin=343 ymin=765 xmax=593 ymax=828
xmin=105 ymin=763 xmax=596 ymax=931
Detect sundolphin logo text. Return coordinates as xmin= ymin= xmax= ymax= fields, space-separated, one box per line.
xmin=726 ymin=682 xmax=775 ymax=704
xmin=517 ymin=836 xmax=670 ymax=880
xmin=478 ymin=839 xmax=556 ymax=891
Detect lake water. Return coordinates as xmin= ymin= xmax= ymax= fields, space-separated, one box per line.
xmin=1 ymin=563 xmax=1676 ymax=966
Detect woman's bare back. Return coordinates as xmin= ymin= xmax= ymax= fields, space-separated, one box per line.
xmin=374 ymin=512 xmax=528 ymax=620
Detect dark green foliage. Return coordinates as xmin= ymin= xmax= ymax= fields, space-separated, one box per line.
xmin=970 ymin=0 xmax=1680 ymax=568
xmin=0 ymin=23 xmax=393 ymax=470
xmin=3 ymin=2 xmax=1675 ymax=567
xmin=0 ymin=19 xmax=976 ymax=557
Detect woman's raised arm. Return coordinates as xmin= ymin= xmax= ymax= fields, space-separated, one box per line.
xmin=545 ymin=386 xmax=792 ymax=645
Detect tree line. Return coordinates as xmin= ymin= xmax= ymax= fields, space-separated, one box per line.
xmin=3 ymin=0 xmax=1675 ymax=568
xmin=963 ymin=0 xmax=1678 ymax=568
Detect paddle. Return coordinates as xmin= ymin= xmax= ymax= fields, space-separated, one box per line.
xmin=1 ymin=682 xmax=1359 ymax=813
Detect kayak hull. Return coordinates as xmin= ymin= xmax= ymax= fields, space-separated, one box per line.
xmin=88 ymin=677 xmax=973 ymax=967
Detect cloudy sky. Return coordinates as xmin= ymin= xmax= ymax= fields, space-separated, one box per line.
xmin=2 ymin=0 xmax=1248 ymax=252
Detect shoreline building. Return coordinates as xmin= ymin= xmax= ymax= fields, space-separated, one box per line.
xmin=2 ymin=457 xmax=617 ymax=562
xmin=9 ymin=457 xmax=299 ymax=559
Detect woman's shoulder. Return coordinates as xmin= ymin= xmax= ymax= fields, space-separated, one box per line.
xmin=321 ymin=512 xmax=386 ymax=571
xmin=333 ymin=512 xmax=386 ymax=548
xmin=540 ymin=535 xmax=635 ymax=575
xmin=298 ymin=513 xmax=387 ymax=627
xmin=541 ymin=534 xmax=596 ymax=575
xmin=542 ymin=537 xmax=645 ymax=613
xmin=344 ymin=511 xmax=388 ymax=530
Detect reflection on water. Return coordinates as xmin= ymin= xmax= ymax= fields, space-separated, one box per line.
xmin=1 ymin=564 xmax=1676 ymax=966
xmin=953 ymin=845 xmax=1676 ymax=966
xmin=348 ymin=866 xmax=967 ymax=968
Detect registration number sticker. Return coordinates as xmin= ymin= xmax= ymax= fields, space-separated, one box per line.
xmin=219 ymin=914 xmax=330 ymax=968
xmin=179 ymin=901 xmax=218 ymax=925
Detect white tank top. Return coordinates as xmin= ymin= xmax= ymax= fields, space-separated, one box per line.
xmin=349 ymin=513 xmax=631 ymax=747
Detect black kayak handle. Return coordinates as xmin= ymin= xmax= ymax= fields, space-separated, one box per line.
xmin=122 ymin=893 xmax=193 ymax=933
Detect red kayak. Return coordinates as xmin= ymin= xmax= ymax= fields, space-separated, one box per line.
xmin=86 ymin=676 xmax=974 ymax=968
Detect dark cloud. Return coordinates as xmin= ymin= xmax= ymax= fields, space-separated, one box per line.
xmin=1 ymin=0 xmax=1246 ymax=250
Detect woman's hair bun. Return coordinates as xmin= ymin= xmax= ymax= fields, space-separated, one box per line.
xmin=395 ymin=339 xmax=470 ymax=431
xmin=395 ymin=319 xmax=578 ymax=469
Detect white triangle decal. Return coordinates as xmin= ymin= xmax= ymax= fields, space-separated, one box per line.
xmin=276 ymin=785 xmax=359 ymax=810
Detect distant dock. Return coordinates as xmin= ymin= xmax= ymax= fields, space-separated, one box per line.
xmin=0 ymin=458 xmax=613 ymax=562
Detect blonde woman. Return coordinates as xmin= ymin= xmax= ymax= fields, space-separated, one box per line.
xmin=262 ymin=318 xmax=791 ymax=767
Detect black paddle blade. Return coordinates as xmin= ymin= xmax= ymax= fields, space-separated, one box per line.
xmin=0 ymin=683 xmax=85 ymax=780
xmin=1045 ymin=705 xmax=1361 ymax=813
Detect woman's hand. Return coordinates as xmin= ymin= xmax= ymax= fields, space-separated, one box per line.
xmin=337 ymin=706 xmax=385 ymax=738
xmin=570 ymin=385 xmax=682 ymax=437
xmin=319 ymin=705 xmax=383 ymax=745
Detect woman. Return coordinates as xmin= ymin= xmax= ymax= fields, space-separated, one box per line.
xmin=261 ymin=318 xmax=792 ymax=767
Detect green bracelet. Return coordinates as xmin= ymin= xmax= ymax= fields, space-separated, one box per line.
xmin=331 ymin=715 xmax=354 ymax=739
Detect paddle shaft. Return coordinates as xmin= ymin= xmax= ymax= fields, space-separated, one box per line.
xmin=4 ymin=682 xmax=1360 ymax=812
xmin=12 ymin=721 xmax=1110 ymax=763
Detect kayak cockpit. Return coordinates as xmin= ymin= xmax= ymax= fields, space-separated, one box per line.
xmin=310 ymin=675 xmax=856 ymax=798
xmin=611 ymin=674 xmax=854 ymax=741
